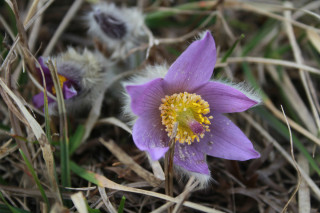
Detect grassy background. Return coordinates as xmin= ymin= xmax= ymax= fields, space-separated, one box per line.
xmin=0 ymin=0 xmax=320 ymax=212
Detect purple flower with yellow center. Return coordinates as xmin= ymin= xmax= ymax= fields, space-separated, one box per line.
xmin=33 ymin=57 xmax=78 ymax=109
xmin=124 ymin=31 xmax=260 ymax=184
xmin=32 ymin=48 xmax=108 ymax=115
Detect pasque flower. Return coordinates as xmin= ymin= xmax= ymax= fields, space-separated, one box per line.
xmin=124 ymin=31 xmax=260 ymax=184
xmin=33 ymin=48 xmax=110 ymax=115
xmin=86 ymin=2 xmax=146 ymax=60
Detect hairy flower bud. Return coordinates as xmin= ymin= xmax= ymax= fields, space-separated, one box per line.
xmin=86 ymin=3 xmax=147 ymax=60
xmin=33 ymin=48 xmax=113 ymax=115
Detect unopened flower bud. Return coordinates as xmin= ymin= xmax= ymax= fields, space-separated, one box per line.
xmin=86 ymin=3 xmax=147 ymax=60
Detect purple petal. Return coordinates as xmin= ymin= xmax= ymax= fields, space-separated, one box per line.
xmin=126 ymin=78 xmax=165 ymax=117
xmin=197 ymin=113 xmax=260 ymax=161
xmin=32 ymin=92 xmax=55 ymax=108
xmin=195 ymin=81 xmax=259 ymax=113
xmin=174 ymin=142 xmax=209 ymax=175
xmin=63 ymin=83 xmax=77 ymax=99
xmin=37 ymin=57 xmax=51 ymax=75
xmin=164 ymin=31 xmax=216 ymax=93
xmin=132 ymin=115 xmax=169 ymax=161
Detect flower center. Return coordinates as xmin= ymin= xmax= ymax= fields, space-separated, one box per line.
xmin=159 ymin=92 xmax=213 ymax=145
xmin=52 ymin=74 xmax=67 ymax=95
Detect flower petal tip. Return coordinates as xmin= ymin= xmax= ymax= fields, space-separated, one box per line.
xmin=148 ymin=147 xmax=169 ymax=161
xmin=175 ymin=165 xmax=212 ymax=189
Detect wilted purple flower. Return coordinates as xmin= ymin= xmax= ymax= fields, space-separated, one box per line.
xmin=86 ymin=3 xmax=147 ymax=60
xmin=33 ymin=48 xmax=110 ymax=115
xmin=124 ymin=31 xmax=260 ymax=184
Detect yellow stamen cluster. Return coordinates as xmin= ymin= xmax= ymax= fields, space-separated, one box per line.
xmin=52 ymin=75 xmax=67 ymax=95
xmin=159 ymin=92 xmax=213 ymax=145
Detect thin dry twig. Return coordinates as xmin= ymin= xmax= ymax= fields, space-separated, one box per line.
xmin=241 ymin=113 xmax=320 ymax=200
xmin=43 ymin=0 xmax=84 ymax=56
xmin=280 ymin=105 xmax=301 ymax=213
xmin=95 ymin=173 xmax=225 ymax=213
xmin=99 ymin=138 xmax=163 ymax=187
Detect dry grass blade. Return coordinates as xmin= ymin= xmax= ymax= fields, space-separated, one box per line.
xmin=241 ymin=113 xmax=320 ymax=200
xmin=0 ymin=139 xmax=18 ymax=160
xmin=297 ymin=154 xmax=310 ymax=213
xmin=266 ymin=64 xmax=317 ymax=133
xmin=307 ymin=29 xmax=320 ymax=54
xmin=172 ymin=176 xmax=197 ymax=213
xmin=94 ymin=173 xmax=225 ymax=213
xmin=97 ymin=117 xmax=165 ymax=181
xmin=283 ymin=1 xmax=320 ymax=132
xmin=0 ymin=185 xmax=72 ymax=199
xmin=65 ymin=186 xmax=97 ymax=191
xmin=97 ymin=117 xmax=132 ymax=134
xmin=99 ymin=138 xmax=163 ymax=187
xmin=43 ymin=0 xmax=84 ymax=56
xmin=228 ymin=0 xmax=320 ymax=34
xmin=23 ymin=0 xmax=40 ymax=25
xmin=147 ymin=154 xmax=165 ymax=181
xmin=280 ymin=105 xmax=301 ymax=213
xmin=71 ymin=192 xmax=89 ymax=213
xmin=264 ymin=98 xmax=320 ymax=147
xmin=98 ymin=186 xmax=117 ymax=213
xmin=217 ymin=57 xmax=320 ymax=75
xmin=151 ymin=176 xmax=197 ymax=213
xmin=0 ymin=78 xmax=62 ymax=204
xmin=9 ymin=0 xmax=35 ymax=73
xmin=50 ymin=203 xmax=68 ymax=213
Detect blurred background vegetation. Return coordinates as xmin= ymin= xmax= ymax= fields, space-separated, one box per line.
xmin=0 ymin=0 xmax=320 ymax=212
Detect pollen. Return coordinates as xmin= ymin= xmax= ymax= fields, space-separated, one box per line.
xmin=52 ymin=75 xmax=67 ymax=95
xmin=159 ymin=92 xmax=213 ymax=145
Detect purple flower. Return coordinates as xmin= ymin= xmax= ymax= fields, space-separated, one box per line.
xmin=32 ymin=48 xmax=109 ymax=115
xmin=33 ymin=57 xmax=78 ymax=109
xmin=124 ymin=31 xmax=260 ymax=183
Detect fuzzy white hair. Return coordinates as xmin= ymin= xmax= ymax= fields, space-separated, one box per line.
xmin=214 ymin=79 xmax=262 ymax=106
xmin=121 ymin=64 xmax=168 ymax=126
xmin=46 ymin=47 xmax=114 ymax=115
xmin=174 ymin=164 xmax=212 ymax=190
xmin=86 ymin=2 xmax=147 ymax=60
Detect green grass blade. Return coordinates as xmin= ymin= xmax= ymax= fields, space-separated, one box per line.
xmin=19 ymin=149 xmax=50 ymax=210
xmin=70 ymin=161 xmax=100 ymax=185
xmin=241 ymin=19 xmax=277 ymax=56
xmin=0 ymin=204 xmax=30 ymax=213
xmin=0 ymin=191 xmax=30 ymax=213
xmin=146 ymin=1 xmax=216 ymax=22
xmin=254 ymin=107 xmax=320 ymax=176
xmin=47 ymin=60 xmax=71 ymax=187
xmin=69 ymin=124 xmax=85 ymax=155
xmin=242 ymin=62 xmax=320 ymax=176
xmin=117 ymin=196 xmax=126 ymax=213
xmin=221 ymin=34 xmax=245 ymax=63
